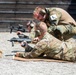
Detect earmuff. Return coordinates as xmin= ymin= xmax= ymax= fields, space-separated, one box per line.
xmin=41 ymin=9 xmax=46 ymax=14
xmin=40 ymin=9 xmax=46 ymax=15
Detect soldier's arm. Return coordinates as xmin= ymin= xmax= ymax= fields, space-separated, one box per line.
xmin=14 ymin=39 xmax=48 ymax=58
xmin=32 ymin=22 xmax=47 ymax=43
xmin=15 ymin=22 xmax=48 ymax=58
xmin=48 ymin=9 xmax=62 ymax=25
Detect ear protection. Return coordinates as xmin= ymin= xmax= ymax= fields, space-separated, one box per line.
xmin=41 ymin=9 xmax=46 ymax=13
xmin=40 ymin=9 xmax=46 ymax=15
xmin=27 ymin=20 xmax=35 ymax=28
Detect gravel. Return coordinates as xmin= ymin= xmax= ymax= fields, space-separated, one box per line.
xmin=0 ymin=32 xmax=76 ymax=75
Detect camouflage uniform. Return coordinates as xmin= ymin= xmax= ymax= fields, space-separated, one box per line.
xmin=29 ymin=25 xmax=42 ymax=40
xmin=44 ymin=7 xmax=76 ymax=40
xmin=29 ymin=26 xmax=36 ymax=40
xmin=17 ymin=32 xmax=76 ymax=62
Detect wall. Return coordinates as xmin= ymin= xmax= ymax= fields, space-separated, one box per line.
xmin=0 ymin=0 xmax=75 ymax=31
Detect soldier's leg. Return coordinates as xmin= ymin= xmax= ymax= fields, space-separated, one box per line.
xmin=43 ymin=35 xmax=76 ymax=62
xmin=62 ymin=38 xmax=76 ymax=62
xmin=53 ymin=25 xmax=69 ymax=40
xmin=70 ymin=26 xmax=76 ymax=34
xmin=41 ymin=34 xmax=76 ymax=62
xmin=48 ymin=25 xmax=70 ymax=40
xmin=55 ymin=25 xmax=76 ymax=40
xmin=56 ymin=24 xmax=76 ymax=34
xmin=64 ymin=24 xmax=76 ymax=34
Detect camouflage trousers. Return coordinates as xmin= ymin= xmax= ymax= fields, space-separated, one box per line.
xmin=30 ymin=35 xmax=76 ymax=62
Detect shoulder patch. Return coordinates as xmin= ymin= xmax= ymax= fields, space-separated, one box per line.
xmin=50 ymin=14 xmax=57 ymax=20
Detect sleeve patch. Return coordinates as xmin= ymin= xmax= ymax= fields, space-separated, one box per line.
xmin=50 ymin=14 xmax=57 ymax=20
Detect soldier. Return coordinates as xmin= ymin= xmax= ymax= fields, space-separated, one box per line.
xmin=20 ymin=21 xmax=51 ymax=52
xmin=14 ymin=22 xmax=76 ymax=62
xmin=33 ymin=6 xmax=76 ymax=41
xmin=26 ymin=20 xmax=36 ymax=41
xmin=21 ymin=21 xmax=51 ymax=48
xmin=16 ymin=20 xmax=40 ymax=42
xmin=16 ymin=21 xmax=35 ymax=38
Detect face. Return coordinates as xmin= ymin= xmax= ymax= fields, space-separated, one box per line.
xmin=33 ymin=12 xmax=46 ymax=21
xmin=26 ymin=21 xmax=32 ymax=32
xmin=27 ymin=26 xmax=31 ymax=32
xmin=26 ymin=21 xmax=35 ymax=32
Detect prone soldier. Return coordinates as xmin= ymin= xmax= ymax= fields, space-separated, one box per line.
xmin=14 ymin=22 xmax=76 ymax=62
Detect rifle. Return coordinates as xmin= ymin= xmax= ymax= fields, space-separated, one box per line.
xmin=9 ymin=24 xmax=28 ymax=33
xmin=8 ymin=37 xmax=31 ymax=47
xmin=8 ymin=21 xmax=36 ymax=52
xmin=8 ymin=36 xmax=34 ymax=52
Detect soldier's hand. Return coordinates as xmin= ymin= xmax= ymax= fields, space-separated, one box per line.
xmin=32 ymin=37 xmax=40 ymax=43
xmin=20 ymin=41 xmax=27 ymax=48
xmin=16 ymin=31 xmax=22 ymax=35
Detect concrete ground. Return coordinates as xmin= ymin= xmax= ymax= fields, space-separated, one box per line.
xmin=0 ymin=32 xmax=76 ymax=75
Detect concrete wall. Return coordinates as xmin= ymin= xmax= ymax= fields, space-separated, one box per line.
xmin=0 ymin=0 xmax=75 ymax=31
